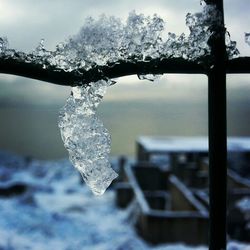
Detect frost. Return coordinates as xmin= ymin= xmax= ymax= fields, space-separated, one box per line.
xmin=58 ymin=80 xmax=118 ymax=195
xmin=245 ymin=33 xmax=250 ymax=46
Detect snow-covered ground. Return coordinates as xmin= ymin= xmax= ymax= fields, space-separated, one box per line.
xmin=0 ymin=151 xmax=249 ymax=250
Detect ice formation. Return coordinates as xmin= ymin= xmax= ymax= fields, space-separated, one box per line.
xmin=58 ymin=80 xmax=118 ymax=195
xmin=245 ymin=33 xmax=250 ymax=46
xmin=0 ymin=4 xmax=241 ymax=194
xmin=0 ymin=5 xmax=239 ymax=73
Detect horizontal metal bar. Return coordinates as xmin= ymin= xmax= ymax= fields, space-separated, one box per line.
xmin=226 ymin=57 xmax=250 ymax=74
xmin=1 ymin=56 xmax=249 ymax=86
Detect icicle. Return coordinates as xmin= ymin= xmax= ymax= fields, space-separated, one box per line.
xmin=58 ymin=80 xmax=118 ymax=195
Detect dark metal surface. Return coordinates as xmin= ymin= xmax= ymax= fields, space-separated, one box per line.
xmin=207 ymin=0 xmax=227 ymax=249
xmin=0 ymin=55 xmax=250 ymax=86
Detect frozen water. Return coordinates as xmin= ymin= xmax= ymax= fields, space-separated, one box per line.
xmin=34 ymin=38 xmax=46 ymax=57
xmin=58 ymin=80 xmax=118 ymax=195
xmin=0 ymin=37 xmax=8 ymax=54
xmin=137 ymin=74 xmax=162 ymax=82
xmin=245 ymin=33 xmax=250 ymax=46
xmin=184 ymin=4 xmax=221 ymax=60
xmin=236 ymin=197 xmax=250 ymax=213
xmin=225 ymin=32 xmax=240 ymax=59
xmin=122 ymin=12 xmax=165 ymax=60
xmin=0 ymin=5 xmax=240 ymax=74
xmin=0 ymin=152 xmax=249 ymax=250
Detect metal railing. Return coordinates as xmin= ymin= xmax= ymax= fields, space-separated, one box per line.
xmin=0 ymin=0 xmax=250 ymax=249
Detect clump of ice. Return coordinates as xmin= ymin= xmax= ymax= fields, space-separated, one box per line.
xmin=0 ymin=4 xmax=242 ymax=195
xmin=64 ymin=11 xmax=165 ymax=74
xmin=58 ymin=80 xmax=118 ymax=195
xmin=184 ymin=4 xmax=221 ymax=60
xmin=137 ymin=74 xmax=162 ymax=82
xmin=236 ymin=197 xmax=250 ymax=213
xmin=245 ymin=33 xmax=250 ymax=46
xmin=0 ymin=5 xmax=240 ymax=74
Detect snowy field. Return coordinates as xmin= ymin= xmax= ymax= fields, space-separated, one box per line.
xmin=0 ymin=151 xmax=249 ymax=250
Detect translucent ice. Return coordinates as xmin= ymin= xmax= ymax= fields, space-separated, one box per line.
xmin=225 ymin=32 xmax=240 ymax=59
xmin=0 ymin=4 xmax=242 ymax=195
xmin=184 ymin=4 xmax=222 ymax=60
xmin=137 ymin=74 xmax=162 ymax=82
xmin=0 ymin=37 xmax=8 ymax=54
xmin=0 ymin=6 xmax=240 ymax=73
xmin=245 ymin=33 xmax=250 ymax=46
xmin=58 ymin=80 xmax=118 ymax=195
xmin=236 ymin=197 xmax=250 ymax=212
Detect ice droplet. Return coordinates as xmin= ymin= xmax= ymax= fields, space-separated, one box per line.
xmin=245 ymin=33 xmax=250 ymax=46
xmin=58 ymin=80 xmax=118 ymax=195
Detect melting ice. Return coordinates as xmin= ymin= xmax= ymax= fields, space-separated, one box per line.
xmin=58 ymin=80 xmax=118 ymax=195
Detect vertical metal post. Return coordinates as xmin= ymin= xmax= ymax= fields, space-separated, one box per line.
xmin=206 ymin=0 xmax=227 ymax=249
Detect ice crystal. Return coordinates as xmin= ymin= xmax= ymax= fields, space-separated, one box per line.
xmin=123 ymin=12 xmax=165 ymax=60
xmin=0 ymin=37 xmax=8 ymax=54
xmin=137 ymin=74 xmax=162 ymax=82
xmin=58 ymin=80 xmax=118 ymax=195
xmin=184 ymin=4 xmax=223 ymax=61
xmin=245 ymin=33 xmax=250 ymax=46
xmin=34 ymin=39 xmax=46 ymax=57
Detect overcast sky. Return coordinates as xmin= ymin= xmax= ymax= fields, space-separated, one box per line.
xmin=0 ymin=0 xmax=249 ymax=105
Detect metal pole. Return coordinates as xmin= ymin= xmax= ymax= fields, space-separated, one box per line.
xmin=206 ymin=0 xmax=227 ymax=249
